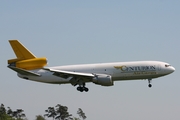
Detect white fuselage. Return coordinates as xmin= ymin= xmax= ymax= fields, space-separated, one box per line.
xmin=17 ymin=61 xmax=175 ymax=84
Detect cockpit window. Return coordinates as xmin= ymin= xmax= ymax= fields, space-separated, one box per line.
xmin=165 ymin=64 xmax=171 ymax=67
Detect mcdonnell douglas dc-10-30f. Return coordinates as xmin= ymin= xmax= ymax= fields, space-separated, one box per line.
xmin=8 ymin=40 xmax=175 ymax=92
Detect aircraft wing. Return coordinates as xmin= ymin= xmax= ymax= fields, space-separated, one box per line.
xmin=44 ymin=68 xmax=95 ymax=85
xmin=8 ymin=66 xmax=41 ymax=76
xmin=44 ymin=68 xmax=94 ymax=78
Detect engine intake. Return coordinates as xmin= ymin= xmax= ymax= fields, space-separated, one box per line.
xmin=92 ymin=74 xmax=113 ymax=86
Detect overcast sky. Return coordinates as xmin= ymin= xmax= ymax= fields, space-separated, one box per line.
xmin=1 ymin=1 xmax=180 ymax=120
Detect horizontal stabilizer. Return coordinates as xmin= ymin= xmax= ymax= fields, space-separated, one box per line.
xmin=8 ymin=66 xmax=41 ymax=77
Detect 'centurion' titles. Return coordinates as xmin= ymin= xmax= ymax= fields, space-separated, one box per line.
xmin=114 ymin=65 xmax=156 ymax=72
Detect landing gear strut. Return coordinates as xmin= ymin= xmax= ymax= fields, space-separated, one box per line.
xmin=148 ymin=79 xmax=152 ymax=88
xmin=77 ymin=82 xmax=89 ymax=92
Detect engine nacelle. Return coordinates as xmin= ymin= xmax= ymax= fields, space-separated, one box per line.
xmin=15 ymin=57 xmax=47 ymax=70
xmin=92 ymin=74 xmax=113 ymax=86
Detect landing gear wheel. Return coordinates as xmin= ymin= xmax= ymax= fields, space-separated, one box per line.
xmin=77 ymin=87 xmax=81 ymax=91
xmin=79 ymin=87 xmax=84 ymax=92
xmin=148 ymin=84 xmax=152 ymax=88
xmin=77 ymin=86 xmax=86 ymax=92
xmin=84 ymin=87 xmax=89 ymax=92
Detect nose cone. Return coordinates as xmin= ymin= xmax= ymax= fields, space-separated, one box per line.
xmin=167 ymin=66 xmax=175 ymax=74
xmin=170 ymin=66 xmax=175 ymax=73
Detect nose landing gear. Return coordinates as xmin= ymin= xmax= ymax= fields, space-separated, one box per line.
xmin=148 ymin=79 xmax=152 ymax=88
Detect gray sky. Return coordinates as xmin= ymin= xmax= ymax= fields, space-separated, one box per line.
xmin=1 ymin=1 xmax=180 ymax=120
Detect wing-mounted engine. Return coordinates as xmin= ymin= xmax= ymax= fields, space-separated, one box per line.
xmin=92 ymin=74 xmax=113 ymax=86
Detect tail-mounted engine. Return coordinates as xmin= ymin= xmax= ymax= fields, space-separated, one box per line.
xmin=8 ymin=57 xmax=47 ymax=70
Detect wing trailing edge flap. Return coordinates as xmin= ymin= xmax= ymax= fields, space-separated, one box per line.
xmin=8 ymin=66 xmax=41 ymax=76
xmin=44 ymin=68 xmax=95 ymax=85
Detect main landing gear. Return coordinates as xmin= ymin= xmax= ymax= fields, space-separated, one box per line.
xmin=148 ymin=79 xmax=152 ymax=88
xmin=77 ymin=86 xmax=89 ymax=92
xmin=76 ymin=82 xmax=89 ymax=92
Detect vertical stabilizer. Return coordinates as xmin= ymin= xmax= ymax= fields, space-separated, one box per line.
xmin=8 ymin=40 xmax=47 ymax=70
xmin=9 ymin=40 xmax=36 ymax=59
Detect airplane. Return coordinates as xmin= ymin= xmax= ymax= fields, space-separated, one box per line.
xmin=7 ymin=40 xmax=175 ymax=92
